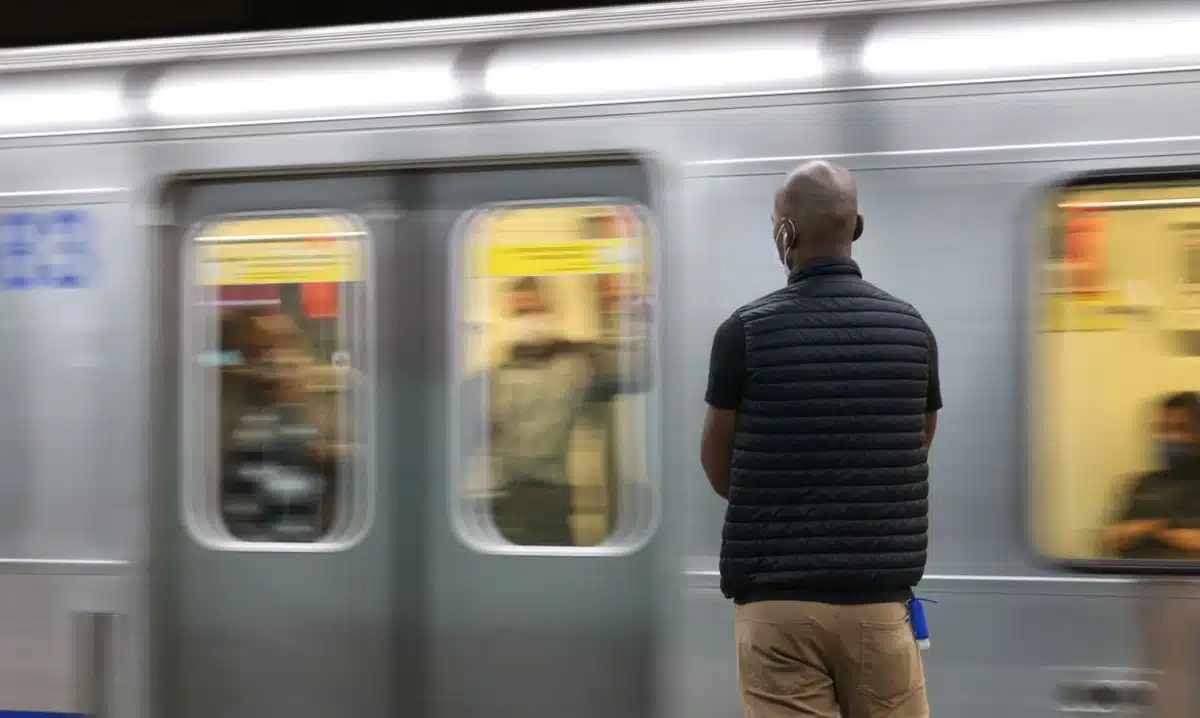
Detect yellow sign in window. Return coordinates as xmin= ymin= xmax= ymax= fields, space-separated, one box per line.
xmin=194 ymin=216 xmax=365 ymax=286
xmin=471 ymin=204 xmax=648 ymax=278
xmin=484 ymin=238 xmax=642 ymax=277
xmin=1042 ymin=292 xmax=1127 ymax=333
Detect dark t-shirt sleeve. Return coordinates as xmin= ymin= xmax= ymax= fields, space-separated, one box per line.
xmin=705 ymin=313 xmax=746 ymax=410
xmin=924 ymin=324 xmax=943 ymax=413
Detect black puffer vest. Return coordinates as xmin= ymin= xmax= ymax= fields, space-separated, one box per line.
xmin=720 ymin=257 xmax=931 ymax=604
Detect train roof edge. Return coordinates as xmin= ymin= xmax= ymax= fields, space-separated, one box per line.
xmin=0 ymin=0 xmax=1085 ymax=72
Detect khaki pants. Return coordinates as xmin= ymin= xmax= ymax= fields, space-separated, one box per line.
xmin=735 ymin=601 xmax=929 ymax=718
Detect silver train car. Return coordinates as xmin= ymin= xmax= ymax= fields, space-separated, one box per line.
xmin=0 ymin=0 xmax=1198 ymax=716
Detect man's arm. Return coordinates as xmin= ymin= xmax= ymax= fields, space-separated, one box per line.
xmin=460 ymin=370 xmax=496 ymax=452
xmin=924 ymin=324 xmax=943 ymax=449
xmin=1103 ymin=519 xmax=1168 ymax=551
xmin=589 ymin=294 xmax=653 ymax=400
xmin=1100 ymin=474 xmax=1170 ymax=553
xmin=702 ymin=410 xmax=737 ymax=500
xmin=1158 ymin=528 xmax=1200 ymax=552
xmin=700 ymin=314 xmax=746 ymax=500
xmin=1154 ymin=488 xmax=1200 ymax=552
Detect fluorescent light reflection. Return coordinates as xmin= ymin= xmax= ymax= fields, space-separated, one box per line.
xmin=863 ymin=11 xmax=1200 ymax=79
xmin=148 ymin=54 xmax=459 ymax=122
xmin=486 ymin=33 xmax=824 ymax=102
xmin=0 ymin=76 xmax=125 ymax=132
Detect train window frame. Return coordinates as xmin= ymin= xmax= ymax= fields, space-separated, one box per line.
xmin=448 ymin=198 xmax=662 ymax=557
xmin=1028 ymin=166 xmax=1200 ymax=576
xmin=179 ymin=209 xmax=376 ymax=553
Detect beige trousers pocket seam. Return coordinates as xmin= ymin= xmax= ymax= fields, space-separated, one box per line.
xmin=858 ymin=617 xmax=924 ymax=708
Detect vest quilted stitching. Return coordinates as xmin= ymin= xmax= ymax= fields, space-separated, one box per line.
xmin=719 ymin=263 xmax=931 ymax=600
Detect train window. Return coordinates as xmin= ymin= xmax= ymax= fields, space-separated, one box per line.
xmin=182 ymin=213 xmax=371 ymax=549
xmin=453 ymin=202 xmax=658 ymax=554
xmin=1033 ymin=177 xmax=1200 ymax=568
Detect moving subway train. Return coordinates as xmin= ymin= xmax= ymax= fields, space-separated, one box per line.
xmin=2 ymin=0 xmax=1200 ymax=716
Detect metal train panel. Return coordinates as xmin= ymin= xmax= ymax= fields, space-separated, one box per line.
xmin=0 ymin=2 xmax=1197 ymax=718
xmin=0 ymin=572 xmax=132 ymax=716
xmin=0 ymin=137 xmax=145 ymax=718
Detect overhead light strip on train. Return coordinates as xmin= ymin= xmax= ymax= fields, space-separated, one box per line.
xmin=147 ymin=54 xmax=460 ymax=122
xmin=483 ymin=31 xmax=824 ymax=102
xmin=0 ymin=0 xmax=1062 ymax=73
xmin=863 ymin=10 xmax=1200 ymax=78
xmin=0 ymin=75 xmax=124 ymax=132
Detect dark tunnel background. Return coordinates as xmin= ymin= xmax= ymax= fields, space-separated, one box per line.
xmin=1 ymin=0 xmax=670 ymax=49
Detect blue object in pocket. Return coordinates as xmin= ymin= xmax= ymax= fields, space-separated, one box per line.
xmin=908 ymin=597 xmax=937 ymax=651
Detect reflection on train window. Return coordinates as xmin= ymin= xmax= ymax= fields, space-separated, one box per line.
xmin=457 ymin=203 xmax=656 ymax=551
xmin=183 ymin=213 xmax=370 ymax=547
xmin=1185 ymin=240 xmax=1200 ymax=288
xmin=1033 ymin=179 xmax=1200 ymax=566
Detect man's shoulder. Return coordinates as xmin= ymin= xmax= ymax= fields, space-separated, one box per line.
xmin=735 ymin=279 xmax=929 ymax=325
xmin=711 ymin=309 xmax=747 ymax=344
xmin=857 ymin=279 xmax=927 ymax=318
xmin=733 ymin=286 xmax=793 ymax=319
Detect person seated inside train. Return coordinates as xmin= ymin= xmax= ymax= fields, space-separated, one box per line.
xmin=478 ymin=275 xmax=652 ymax=547
xmin=218 ymin=306 xmax=340 ymax=542
xmin=1102 ymin=391 xmax=1200 ymax=559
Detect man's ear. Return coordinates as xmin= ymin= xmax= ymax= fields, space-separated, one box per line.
xmin=852 ymin=215 xmax=864 ymax=241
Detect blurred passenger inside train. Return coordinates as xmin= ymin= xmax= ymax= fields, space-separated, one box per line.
xmin=1103 ymin=391 xmax=1200 ymax=559
xmin=584 ymin=209 xmax=654 ymax=323
xmin=488 ymin=275 xmax=650 ymax=546
xmin=218 ymin=304 xmax=341 ymax=542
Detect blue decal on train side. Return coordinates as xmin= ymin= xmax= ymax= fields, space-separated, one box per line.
xmin=0 ymin=712 xmax=85 ymax=717
xmin=0 ymin=209 xmax=97 ymax=291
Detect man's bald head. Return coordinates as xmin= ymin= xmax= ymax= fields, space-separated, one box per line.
xmin=772 ymin=160 xmax=863 ymax=268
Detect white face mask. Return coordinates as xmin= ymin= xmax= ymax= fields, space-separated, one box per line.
xmin=507 ymin=312 xmax=558 ymax=346
xmin=775 ymin=217 xmax=796 ymax=273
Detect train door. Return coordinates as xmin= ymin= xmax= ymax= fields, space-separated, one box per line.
xmin=152 ymin=161 xmax=661 ymax=718
xmin=153 ymin=175 xmax=414 ymax=718
xmin=423 ymin=163 xmax=660 ymax=718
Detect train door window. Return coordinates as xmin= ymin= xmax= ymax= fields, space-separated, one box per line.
xmin=182 ymin=212 xmax=371 ymax=549
xmin=1033 ymin=176 xmax=1200 ymax=569
xmin=453 ymin=201 xmax=658 ymax=554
